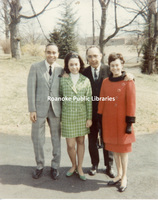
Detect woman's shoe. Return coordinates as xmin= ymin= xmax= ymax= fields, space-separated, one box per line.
xmin=107 ymin=179 xmax=121 ymax=186
xmin=66 ymin=168 xmax=78 ymax=177
xmin=78 ymin=174 xmax=86 ymax=181
xmin=66 ymin=171 xmax=74 ymax=177
xmin=75 ymin=169 xmax=78 ymax=174
xmin=118 ymin=178 xmax=128 ymax=192
xmin=118 ymin=185 xmax=127 ymax=192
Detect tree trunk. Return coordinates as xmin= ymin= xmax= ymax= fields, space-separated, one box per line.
xmin=10 ymin=21 xmax=21 ymax=59
xmin=155 ymin=13 xmax=158 ymax=72
xmin=9 ymin=0 xmax=22 ymax=59
xmin=99 ymin=4 xmax=106 ymax=63
xmin=3 ymin=0 xmax=10 ymax=39
xmin=148 ymin=10 xmax=154 ymax=74
xmin=147 ymin=0 xmax=157 ymax=74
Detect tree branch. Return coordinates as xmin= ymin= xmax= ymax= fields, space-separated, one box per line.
xmin=20 ymin=0 xmax=54 ymax=19
xmin=102 ymin=5 xmax=147 ymax=45
xmin=114 ymin=0 xmax=118 ymax=29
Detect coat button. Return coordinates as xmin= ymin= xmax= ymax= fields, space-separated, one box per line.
xmin=117 ymin=89 xmax=121 ymax=92
xmin=122 ymin=83 xmax=126 ymax=86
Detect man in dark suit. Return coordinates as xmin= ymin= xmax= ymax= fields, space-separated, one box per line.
xmin=83 ymin=45 xmax=115 ymax=177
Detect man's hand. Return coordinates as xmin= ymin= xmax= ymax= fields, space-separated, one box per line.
xmin=30 ymin=112 xmax=37 ymax=123
xmin=62 ymin=72 xmax=69 ymax=78
xmin=86 ymin=119 xmax=92 ymax=128
xmin=124 ymin=73 xmax=134 ymax=81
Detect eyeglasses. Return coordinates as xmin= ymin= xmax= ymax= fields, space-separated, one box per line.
xmin=87 ymin=55 xmax=99 ymax=59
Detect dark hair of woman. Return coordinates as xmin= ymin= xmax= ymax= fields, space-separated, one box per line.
xmin=64 ymin=52 xmax=85 ymax=74
xmin=108 ymin=53 xmax=125 ymax=65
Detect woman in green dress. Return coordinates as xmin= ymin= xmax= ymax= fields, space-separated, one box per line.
xmin=60 ymin=52 xmax=92 ymax=180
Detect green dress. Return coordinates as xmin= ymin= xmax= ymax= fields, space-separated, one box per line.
xmin=60 ymin=74 xmax=92 ymax=138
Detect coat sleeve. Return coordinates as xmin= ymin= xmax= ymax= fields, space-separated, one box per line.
xmin=97 ymin=80 xmax=105 ymax=115
xmin=59 ymin=78 xmax=63 ymax=97
xmin=27 ymin=64 xmax=37 ymax=112
xmin=85 ymin=79 xmax=92 ymax=120
xmin=126 ymin=80 xmax=136 ymax=123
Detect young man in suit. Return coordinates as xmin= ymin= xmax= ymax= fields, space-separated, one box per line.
xmin=27 ymin=43 xmax=63 ymax=180
xmin=83 ymin=45 xmax=115 ymax=177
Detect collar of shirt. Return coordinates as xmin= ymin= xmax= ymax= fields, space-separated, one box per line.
xmin=91 ymin=64 xmax=101 ymax=78
xmin=45 ymin=60 xmax=55 ymax=73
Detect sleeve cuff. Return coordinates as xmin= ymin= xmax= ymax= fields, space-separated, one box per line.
xmin=126 ymin=116 xmax=136 ymax=123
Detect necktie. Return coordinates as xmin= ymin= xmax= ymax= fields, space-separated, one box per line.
xmin=94 ymin=68 xmax=98 ymax=81
xmin=49 ymin=66 xmax=52 ymax=76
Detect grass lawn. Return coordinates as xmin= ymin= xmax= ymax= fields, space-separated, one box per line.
xmin=0 ymin=53 xmax=158 ymax=136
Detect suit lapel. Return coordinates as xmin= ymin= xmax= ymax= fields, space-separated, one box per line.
xmin=39 ymin=61 xmax=49 ymax=88
xmin=66 ymin=76 xmax=77 ymax=94
xmin=87 ymin=66 xmax=95 ymax=84
xmin=98 ymin=64 xmax=109 ymax=82
xmin=64 ymin=74 xmax=84 ymax=94
xmin=74 ymin=74 xmax=85 ymax=94
xmin=50 ymin=64 xmax=61 ymax=90
xmin=98 ymin=65 xmax=104 ymax=81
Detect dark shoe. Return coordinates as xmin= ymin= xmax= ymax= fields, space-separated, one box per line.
xmin=50 ymin=168 xmax=59 ymax=180
xmin=107 ymin=179 xmax=121 ymax=186
xmin=105 ymin=168 xmax=115 ymax=178
xmin=32 ymin=168 xmax=43 ymax=179
xmin=118 ymin=185 xmax=127 ymax=192
xmin=89 ymin=165 xmax=98 ymax=176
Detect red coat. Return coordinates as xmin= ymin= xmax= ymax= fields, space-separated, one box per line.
xmin=98 ymin=78 xmax=136 ymax=145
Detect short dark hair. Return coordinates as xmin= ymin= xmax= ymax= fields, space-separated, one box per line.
xmin=45 ymin=43 xmax=58 ymax=51
xmin=86 ymin=45 xmax=101 ymax=55
xmin=108 ymin=53 xmax=125 ymax=65
xmin=64 ymin=52 xmax=85 ymax=74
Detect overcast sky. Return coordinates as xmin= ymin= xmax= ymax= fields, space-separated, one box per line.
xmin=20 ymin=0 xmax=100 ymax=38
xmin=0 ymin=0 xmax=144 ymax=39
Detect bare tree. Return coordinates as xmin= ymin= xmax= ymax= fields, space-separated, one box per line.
xmin=98 ymin=0 xmax=146 ymax=63
xmin=7 ymin=0 xmax=54 ymax=59
xmin=0 ymin=0 xmax=10 ymax=39
xmin=147 ymin=0 xmax=158 ymax=73
xmin=134 ymin=0 xmax=158 ymax=73
xmin=127 ymin=33 xmax=144 ymax=62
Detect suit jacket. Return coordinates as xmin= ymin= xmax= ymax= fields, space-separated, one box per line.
xmin=60 ymin=74 xmax=92 ymax=121
xmin=82 ymin=64 xmax=110 ymax=120
xmin=27 ymin=60 xmax=63 ymax=118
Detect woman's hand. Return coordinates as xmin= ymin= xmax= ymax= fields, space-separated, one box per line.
xmin=86 ymin=119 xmax=92 ymax=128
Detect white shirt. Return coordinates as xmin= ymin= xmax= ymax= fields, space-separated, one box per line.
xmin=70 ymin=73 xmax=79 ymax=85
xmin=45 ymin=60 xmax=55 ymax=75
xmin=91 ymin=64 xmax=101 ymax=80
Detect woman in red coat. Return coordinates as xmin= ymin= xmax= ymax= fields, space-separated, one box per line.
xmin=98 ymin=53 xmax=136 ymax=192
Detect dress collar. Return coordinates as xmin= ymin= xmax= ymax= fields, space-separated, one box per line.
xmin=109 ymin=71 xmax=125 ymax=82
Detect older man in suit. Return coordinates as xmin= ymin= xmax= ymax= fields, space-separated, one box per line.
xmin=83 ymin=45 xmax=115 ymax=177
xmin=27 ymin=43 xmax=63 ymax=180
